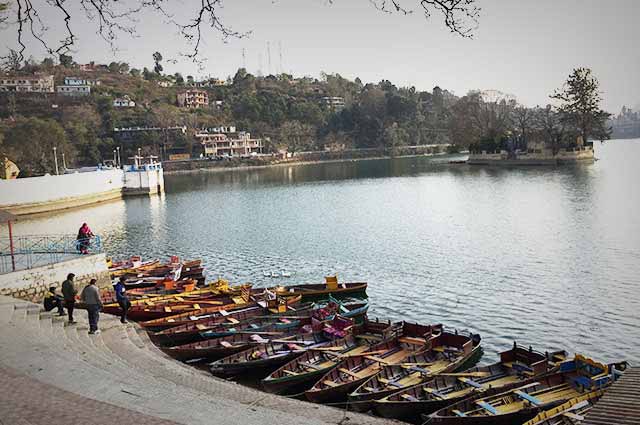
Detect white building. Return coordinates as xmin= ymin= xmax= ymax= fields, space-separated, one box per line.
xmin=197 ymin=130 xmax=263 ymax=157
xmin=113 ymin=96 xmax=136 ymax=108
xmin=0 ymin=75 xmax=55 ymax=93
xmin=56 ymin=77 xmax=93 ymax=96
xmin=321 ymin=96 xmax=346 ymax=110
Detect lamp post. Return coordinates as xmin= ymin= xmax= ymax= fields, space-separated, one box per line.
xmin=116 ymin=146 xmax=121 ymax=168
xmin=62 ymin=152 xmax=67 ymax=171
xmin=53 ymin=146 xmax=59 ymax=175
xmin=113 ymin=149 xmax=117 ymax=164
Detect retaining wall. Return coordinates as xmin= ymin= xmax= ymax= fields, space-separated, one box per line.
xmin=0 ymin=169 xmax=124 ymax=216
xmin=0 ymin=253 xmax=110 ymax=302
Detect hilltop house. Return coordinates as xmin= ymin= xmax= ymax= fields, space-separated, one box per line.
xmin=177 ymin=89 xmax=208 ymax=108
xmin=0 ymin=75 xmax=55 ymax=93
xmin=321 ymin=96 xmax=346 ymax=110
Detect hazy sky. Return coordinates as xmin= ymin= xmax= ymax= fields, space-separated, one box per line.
xmin=2 ymin=0 xmax=639 ymax=112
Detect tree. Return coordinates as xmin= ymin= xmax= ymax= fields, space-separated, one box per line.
xmin=550 ymin=68 xmax=611 ymax=145
xmin=59 ymin=54 xmax=74 ymax=68
xmin=153 ymin=52 xmax=163 ymax=74
xmin=0 ymin=1 xmax=479 ymax=62
xmin=512 ymin=106 xmax=533 ymax=150
xmin=3 ymin=117 xmax=73 ymax=177
xmin=130 ymin=68 xmax=141 ymax=78
xmin=535 ymin=105 xmax=565 ymax=154
xmin=278 ymin=121 xmax=315 ymax=154
xmin=2 ymin=49 xmax=22 ymax=71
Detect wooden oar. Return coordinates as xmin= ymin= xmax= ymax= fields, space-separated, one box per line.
xmin=433 ymin=372 xmax=492 ymax=377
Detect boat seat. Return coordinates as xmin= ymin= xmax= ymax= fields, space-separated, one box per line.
xmin=572 ymin=376 xmax=592 ymax=389
xmin=398 ymin=337 xmax=425 ymax=345
xmin=323 ymin=380 xmax=339 ymax=387
xmin=423 ymin=387 xmax=446 ymax=399
xmin=409 ymin=366 xmax=431 ymax=375
xmin=459 ymin=377 xmax=483 ymax=389
xmin=300 ymin=362 xmax=323 ymax=371
xmin=281 ymin=370 xmax=299 ymax=376
xmin=363 ymin=386 xmax=376 ymax=392
xmin=452 ymin=410 xmax=467 ymax=417
xmin=475 ymin=401 xmax=498 ymax=415
xmin=400 ymin=394 xmax=419 ymax=401
xmin=250 ymin=324 xmax=260 ymax=329
xmin=339 ymin=368 xmax=362 ymax=379
xmin=514 ymin=390 xmax=542 ymax=406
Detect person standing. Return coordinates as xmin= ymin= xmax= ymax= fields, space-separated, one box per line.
xmin=114 ymin=276 xmax=130 ymax=324
xmin=80 ymin=279 xmax=103 ymax=334
xmin=43 ymin=286 xmax=64 ymax=316
xmin=61 ymin=273 xmax=77 ymax=324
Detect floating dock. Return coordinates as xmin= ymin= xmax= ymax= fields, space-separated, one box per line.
xmin=583 ymin=366 xmax=638 ymax=425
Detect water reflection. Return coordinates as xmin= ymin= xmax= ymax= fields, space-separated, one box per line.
xmin=5 ymin=141 xmax=640 ymax=365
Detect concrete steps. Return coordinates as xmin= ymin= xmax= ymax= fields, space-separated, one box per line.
xmin=0 ymin=295 xmax=398 ymax=425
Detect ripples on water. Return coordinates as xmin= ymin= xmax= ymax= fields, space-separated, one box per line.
xmin=12 ymin=141 xmax=640 ymax=365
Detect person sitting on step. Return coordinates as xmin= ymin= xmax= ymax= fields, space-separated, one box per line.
xmin=43 ymin=286 xmax=64 ymax=316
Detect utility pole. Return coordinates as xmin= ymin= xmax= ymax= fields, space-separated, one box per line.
xmin=267 ymin=41 xmax=272 ymax=75
xmin=53 ymin=146 xmax=59 ymax=175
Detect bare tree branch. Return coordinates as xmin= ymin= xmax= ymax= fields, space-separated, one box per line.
xmin=1 ymin=0 xmax=479 ymax=65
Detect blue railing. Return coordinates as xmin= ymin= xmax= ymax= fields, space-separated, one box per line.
xmin=0 ymin=234 xmax=102 ymax=274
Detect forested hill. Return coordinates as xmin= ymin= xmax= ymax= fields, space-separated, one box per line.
xmin=0 ymin=58 xmax=603 ymax=177
xmin=0 ymin=58 xmax=465 ymax=176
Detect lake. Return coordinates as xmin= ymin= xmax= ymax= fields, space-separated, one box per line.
xmin=13 ymin=139 xmax=640 ymax=365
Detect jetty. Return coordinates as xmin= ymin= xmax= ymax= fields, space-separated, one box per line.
xmin=0 ymin=295 xmax=394 ymax=425
xmin=583 ymin=366 xmax=639 ymax=425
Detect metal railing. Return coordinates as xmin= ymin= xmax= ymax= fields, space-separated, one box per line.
xmin=0 ymin=234 xmax=102 ymax=274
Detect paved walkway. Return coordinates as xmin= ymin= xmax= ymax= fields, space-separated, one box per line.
xmin=583 ymin=366 xmax=639 ymax=425
xmin=0 ymin=296 xmax=397 ymax=425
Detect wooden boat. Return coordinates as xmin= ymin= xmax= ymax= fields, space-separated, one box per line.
xmin=151 ymin=298 xmax=366 ymax=347
xmin=140 ymin=294 xmax=303 ymax=332
xmin=102 ymin=294 xmax=246 ymax=321
xmin=210 ymin=333 xmax=332 ymax=377
xmin=423 ymin=354 xmax=615 ymax=425
xmin=372 ymin=343 xmax=554 ymax=423
xmin=521 ymin=389 xmax=605 ymax=425
xmin=347 ymin=329 xmax=482 ymax=413
xmin=262 ymin=319 xmax=396 ymax=394
xmin=304 ymin=322 xmax=440 ymax=404
xmin=150 ymin=305 xmax=304 ymax=347
xmin=163 ymin=325 xmax=307 ymax=362
xmin=275 ymin=276 xmax=367 ymax=300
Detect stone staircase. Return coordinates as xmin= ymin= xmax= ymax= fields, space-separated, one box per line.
xmin=0 ymin=295 xmax=397 ymax=425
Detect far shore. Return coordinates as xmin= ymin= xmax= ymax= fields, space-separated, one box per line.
xmin=163 ymin=151 xmax=461 ymax=176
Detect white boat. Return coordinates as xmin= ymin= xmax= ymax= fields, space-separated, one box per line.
xmin=262 ymin=271 xmax=271 ymax=277
xmin=281 ymin=270 xmax=292 ymax=278
xmin=270 ymin=271 xmax=280 ymax=278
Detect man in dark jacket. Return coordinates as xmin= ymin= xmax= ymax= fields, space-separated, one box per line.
xmin=61 ymin=273 xmax=77 ymax=324
xmin=114 ymin=276 xmax=130 ymax=324
xmin=43 ymin=286 xmax=64 ymax=316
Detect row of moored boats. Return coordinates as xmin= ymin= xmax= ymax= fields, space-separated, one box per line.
xmin=100 ymin=256 xmax=627 ymax=425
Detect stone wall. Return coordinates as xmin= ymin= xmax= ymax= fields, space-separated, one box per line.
xmin=0 ymin=253 xmax=110 ymax=302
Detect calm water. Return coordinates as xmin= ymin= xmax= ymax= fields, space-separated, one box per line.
xmin=12 ymin=140 xmax=640 ymax=365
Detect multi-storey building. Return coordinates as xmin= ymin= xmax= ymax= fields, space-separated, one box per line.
xmin=0 ymin=75 xmax=55 ymax=93
xmin=197 ymin=130 xmax=263 ymax=157
xmin=177 ymin=89 xmax=209 ymax=108
xmin=321 ymin=96 xmax=346 ymax=110
xmin=56 ymin=76 xmax=94 ymax=96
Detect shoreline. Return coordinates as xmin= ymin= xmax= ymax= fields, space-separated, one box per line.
xmin=163 ymin=152 xmax=457 ymax=176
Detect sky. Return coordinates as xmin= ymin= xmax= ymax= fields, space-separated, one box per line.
xmin=1 ymin=0 xmax=639 ymax=112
